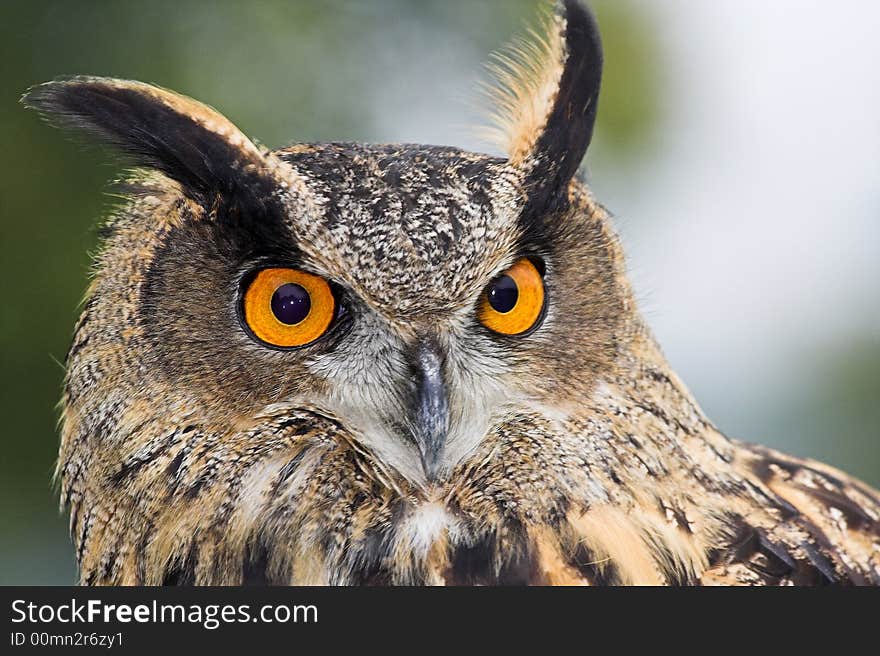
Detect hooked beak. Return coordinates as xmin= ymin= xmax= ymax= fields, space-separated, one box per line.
xmin=409 ymin=339 xmax=449 ymax=480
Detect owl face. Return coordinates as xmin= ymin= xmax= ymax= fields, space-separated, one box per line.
xmin=26 ymin=1 xmax=615 ymax=489
xmin=136 ymin=140 xmax=626 ymax=483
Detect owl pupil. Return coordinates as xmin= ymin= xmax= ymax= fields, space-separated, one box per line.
xmin=271 ymin=283 xmax=311 ymax=325
xmin=488 ymin=275 xmax=518 ymax=313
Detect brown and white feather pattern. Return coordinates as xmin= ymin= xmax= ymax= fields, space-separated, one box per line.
xmin=59 ymin=178 xmax=880 ymax=586
xmin=34 ymin=0 xmax=879 ymax=587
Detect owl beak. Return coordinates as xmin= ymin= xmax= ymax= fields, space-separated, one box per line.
xmin=410 ymin=339 xmax=449 ymax=480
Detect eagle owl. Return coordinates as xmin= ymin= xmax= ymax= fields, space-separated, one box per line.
xmin=24 ymin=0 xmax=879 ymax=585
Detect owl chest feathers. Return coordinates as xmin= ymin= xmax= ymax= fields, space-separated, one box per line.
xmin=60 ymin=340 xmax=880 ymax=586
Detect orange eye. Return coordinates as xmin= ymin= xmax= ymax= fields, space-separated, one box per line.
xmin=477 ymin=258 xmax=545 ymax=335
xmin=242 ymin=268 xmax=336 ymax=348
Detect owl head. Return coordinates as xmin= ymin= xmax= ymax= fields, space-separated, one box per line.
xmin=24 ymin=1 xmax=645 ymax=583
xmin=27 ymin=0 xmax=623 ymax=481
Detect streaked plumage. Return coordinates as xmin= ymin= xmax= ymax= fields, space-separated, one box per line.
xmin=24 ymin=0 xmax=879 ymax=585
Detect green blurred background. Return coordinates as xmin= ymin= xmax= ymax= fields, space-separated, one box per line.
xmin=1 ymin=1 xmax=877 ymax=584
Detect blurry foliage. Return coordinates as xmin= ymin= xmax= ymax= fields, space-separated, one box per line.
xmin=772 ymin=340 xmax=880 ymax=485
xmin=590 ymin=1 xmax=662 ymax=162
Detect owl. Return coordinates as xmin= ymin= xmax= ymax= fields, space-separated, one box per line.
xmin=24 ymin=0 xmax=879 ymax=586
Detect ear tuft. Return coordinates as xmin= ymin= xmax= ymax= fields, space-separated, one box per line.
xmin=22 ymin=77 xmax=280 ymax=202
xmin=483 ymin=1 xmax=603 ymax=211
xmin=482 ymin=7 xmax=565 ymax=166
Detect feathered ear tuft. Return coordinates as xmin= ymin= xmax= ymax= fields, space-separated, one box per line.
xmin=484 ymin=0 xmax=602 ymax=212
xmin=482 ymin=7 xmax=565 ymax=165
xmin=22 ymin=77 xmax=284 ymax=204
